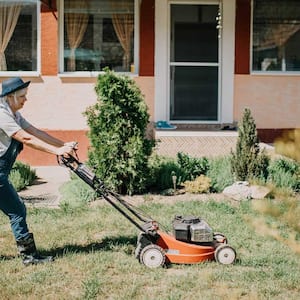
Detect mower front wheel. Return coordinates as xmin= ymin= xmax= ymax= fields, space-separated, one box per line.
xmin=214 ymin=244 xmax=236 ymax=265
xmin=140 ymin=244 xmax=166 ymax=268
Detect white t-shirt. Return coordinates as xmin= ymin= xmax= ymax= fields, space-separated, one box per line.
xmin=0 ymin=100 xmax=31 ymax=157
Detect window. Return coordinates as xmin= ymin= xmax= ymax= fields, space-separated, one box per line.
xmin=252 ymin=0 xmax=300 ymax=72
xmin=0 ymin=1 xmax=39 ymax=73
xmin=62 ymin=0 xmax=135 ymax=73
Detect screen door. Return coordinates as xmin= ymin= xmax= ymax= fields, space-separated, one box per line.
xmin=170 ymin=3 xmax=220 ymax=121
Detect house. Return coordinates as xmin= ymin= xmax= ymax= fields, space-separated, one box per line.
xmin=0 ymin=0 xmax=299 ymax=165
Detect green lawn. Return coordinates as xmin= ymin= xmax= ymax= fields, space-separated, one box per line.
xmin=0 ymin=198 xmax=299 ymax=299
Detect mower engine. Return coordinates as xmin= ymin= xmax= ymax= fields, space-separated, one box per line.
xmin=172 ymin=215 xmax=213 ymax=243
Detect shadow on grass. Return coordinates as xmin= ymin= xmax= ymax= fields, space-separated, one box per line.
xmin=0 ymin=255 xmax=16 ymax=261
xmin=43 ymin=235 xmax=138 ymax=258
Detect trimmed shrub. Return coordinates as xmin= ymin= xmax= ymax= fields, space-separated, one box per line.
xmin=84 ymin=68 xmax=155 ymax=195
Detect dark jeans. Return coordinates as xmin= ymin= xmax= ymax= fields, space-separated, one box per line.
xmin=0 ymin=139 xmax=29 ymax=241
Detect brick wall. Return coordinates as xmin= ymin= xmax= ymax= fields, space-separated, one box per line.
xmin=41 ymin=12 xmax=58 ymax=75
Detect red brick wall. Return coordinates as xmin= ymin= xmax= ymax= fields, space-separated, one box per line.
xmin=139 ymin=0 xmax=155 ymax=76
xmin=18 ymin=130 xmax=90 ymax=166
xmin=41 ymin=11 xmax=58 ymax=75
xmin=235 ymin=0 xmax=251 ymax=74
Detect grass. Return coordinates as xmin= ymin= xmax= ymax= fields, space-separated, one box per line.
xmin=0 ymin=198 xmax=300 ymax=299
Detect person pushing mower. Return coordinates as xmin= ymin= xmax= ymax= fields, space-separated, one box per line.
xmin=0 ymin=77 xmax=76 ymax=265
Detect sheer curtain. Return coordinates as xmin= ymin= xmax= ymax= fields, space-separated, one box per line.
xmin=0 ymin=3 xmax=22 ymax=71
xmin=253 ymin=1 xmax=300 ymax=70
xmin=257 ymin=24 xmax=300 ymax=50
xmin=65 ymin=0 xmax=89 ymax=71
xmin=111 ymin=1 xmax=134 ymax=70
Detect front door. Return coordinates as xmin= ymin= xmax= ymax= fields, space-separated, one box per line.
xmin=169 ymin=2 xmax=220 ymax=122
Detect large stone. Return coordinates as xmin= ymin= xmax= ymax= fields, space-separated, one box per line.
xmin=222 ymin=181 xmax=270 ymax=201
xmin=249 ymin=185 xmax=271 ymax=199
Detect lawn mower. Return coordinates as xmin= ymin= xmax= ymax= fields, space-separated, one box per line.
xmin=58 ymin=153 xmax=237 ymax=268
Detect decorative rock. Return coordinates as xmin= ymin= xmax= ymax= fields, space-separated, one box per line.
xmin=249 ymin=185 xmax=271 ymax=199
xmin=222 ymin=181 xmax=270 ymax=201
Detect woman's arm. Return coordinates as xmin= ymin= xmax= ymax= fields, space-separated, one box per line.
xmin=24 ymin=125 xmax=65 ymax=147
xmin=12 ymin=128 xmax=73 ymax=156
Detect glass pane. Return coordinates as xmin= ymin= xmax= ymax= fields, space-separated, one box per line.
xmin=63 ymin=0 xmax=134 ymax=72
xmin=170 ymin=4 xmax=218 ymax=63
xmin=170 ymin=66 xmax=218 ymax=121
xmin=2 ymin=1 xmax=38 ymax=71
xmin=252 ymin=0 xmax=300 ymax=72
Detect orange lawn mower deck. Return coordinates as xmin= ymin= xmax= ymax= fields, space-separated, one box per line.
xmin=135 ymin=218 xmax=236 ymax=268
xmin=58 ymin=154 xmax=237 ymax=269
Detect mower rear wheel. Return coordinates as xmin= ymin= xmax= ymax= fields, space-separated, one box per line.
xmin=140 ymin=244 xmax=166 ymax=268
xmin=214 ymin=244 xmax=236 ymax=265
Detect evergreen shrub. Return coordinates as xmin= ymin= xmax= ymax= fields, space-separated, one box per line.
xmin=84 ymin=68 xmax=154 ymax=194
xmin=230 ymin=108 xmax=269 ymax=181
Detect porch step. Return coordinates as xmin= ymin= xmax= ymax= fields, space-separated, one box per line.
xmin=154 ymin=130 xmax=238 ymax=158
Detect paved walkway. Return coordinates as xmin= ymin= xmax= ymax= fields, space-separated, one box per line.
xmin=19 ymin=166 xmax=71 ymax=208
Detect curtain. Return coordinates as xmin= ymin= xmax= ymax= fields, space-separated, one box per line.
xmin=65 ymin=0 xmax=89 ymax=71
xmin=256 ymin=24 xmax=300 ymax=51
xmin=0 ymin=3 xmax=22 ymax=71
xmin=111 ymin=1 xmax=134 ymax=70
xmin=253 ymin=1 xmax=300 ymax=51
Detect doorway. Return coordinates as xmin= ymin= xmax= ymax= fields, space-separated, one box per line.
xmin=169 ymin=2 xmax=220 ymax=122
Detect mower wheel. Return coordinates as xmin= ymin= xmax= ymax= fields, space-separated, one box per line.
xmin=135 ymin=242 xmax=143 ymax=260
xmin=140 ymin=244 xmax=166 ymax=268
xmin=214 ymin=244 xmax=236 ymax=265
xmin=213 ymin=232 xmax=228 ymax=244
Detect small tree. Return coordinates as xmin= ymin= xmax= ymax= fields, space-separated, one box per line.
xmin=84 ymin=68 xmax=155 ymax=194
xmin=230 ymin=108 xmax=269 ymax=181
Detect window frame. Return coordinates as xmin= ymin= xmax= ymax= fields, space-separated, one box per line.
xmin=0 ymin=0 xmax=41 ymax=77
xmin=250 ymin=0 xmax=300 ymax=76
xmin=58 ymin=0 xmax=140 ymax=77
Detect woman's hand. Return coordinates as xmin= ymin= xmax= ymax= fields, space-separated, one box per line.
xmin=56 ymin=144 xmax=75 ymax=156
xmin=64 ymin=141 xmax=78 ymax=150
